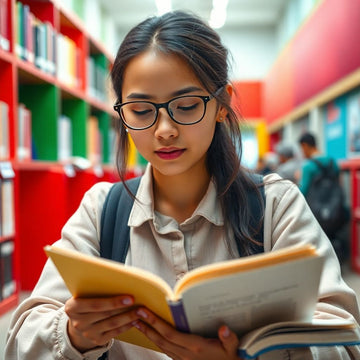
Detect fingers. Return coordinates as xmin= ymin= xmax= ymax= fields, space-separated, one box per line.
xmin=218 ymin=325 xmax=240 ymax=356
xmin=65 ymin=295 xmax=134 ymax=315
xmin=135 ymin=308 xmax=220 ymax=354
xmin=66 ymin=295 xmax=135 ymax=325
xmin=135 ymin=308 xmax=192 ymax=348
xmin=134 ymin=307 xmax=203 ymax=357
xmin=135 ymin=307 xmax=243 ymax=360
xmin=65 ymin=295 xmax=139 ymax=352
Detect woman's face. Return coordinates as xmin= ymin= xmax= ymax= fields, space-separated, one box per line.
xmin=121 ymin=50 xmax=221 ymax=178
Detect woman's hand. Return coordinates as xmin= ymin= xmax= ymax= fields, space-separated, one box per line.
xmin=65 ymin=295 xmax=139 ymax=353
xmin=134 ymin=307 xmax=243 ymax=360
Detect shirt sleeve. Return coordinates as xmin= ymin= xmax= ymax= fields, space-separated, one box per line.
xmin=261 ymin=174 xmax=360 ymax=360
xmin=4 ymin=182 xmax=115 ymax=360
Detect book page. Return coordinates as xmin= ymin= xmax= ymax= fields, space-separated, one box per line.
xmin=178 ymin=255 xmax=324 ymax=338
xmin=174 ymin=244 xmax=317 ymax=297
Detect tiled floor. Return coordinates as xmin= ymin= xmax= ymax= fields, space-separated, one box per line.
xmin=0 ymin=265 xmax=360 ymax=358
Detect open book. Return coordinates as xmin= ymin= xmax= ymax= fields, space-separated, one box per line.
xmin=44 ymin=244 xmax=360 ymax=357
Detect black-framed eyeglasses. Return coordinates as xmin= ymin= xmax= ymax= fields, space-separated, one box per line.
xmin=113 ymin=87 xmax=224 ymax=130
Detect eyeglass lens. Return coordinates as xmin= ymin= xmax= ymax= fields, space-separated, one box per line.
xmin=120 ymin=96 xmax=206 ymax=129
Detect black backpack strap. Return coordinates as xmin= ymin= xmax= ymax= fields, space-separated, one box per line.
xmin=310 ymin=158 xmax=336 ymax=177
xmin=100 ymin=177 xmax=141 ymax=263
xmin=244 ymin=173 xmax=265 ymax=255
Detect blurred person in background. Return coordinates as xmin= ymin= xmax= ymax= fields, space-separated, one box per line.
xmin=256 ymin=152 xmax=279 ymax=176
xmin=298 ymin=132 xmax=350 ymax=263
xmin=275 ymin=142 xmax=302 ymax=184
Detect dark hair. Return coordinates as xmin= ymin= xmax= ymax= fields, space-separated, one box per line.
xmin=110 ymin=10 xmax=263 ymax=256
xmin=299 ymin=132 xmax=317 ymax=147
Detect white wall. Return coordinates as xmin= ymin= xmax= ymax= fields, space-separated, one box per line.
xmin=218 ymin=26 xmax=278 ymax=81
xmin=113 ymin=25 xmax=278 ymax=81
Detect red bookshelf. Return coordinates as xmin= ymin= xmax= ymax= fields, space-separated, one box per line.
xmin=341 ymin=158 xmax=360 ymax=273
xmin=0 ymin=0 xmax=120 ymax=313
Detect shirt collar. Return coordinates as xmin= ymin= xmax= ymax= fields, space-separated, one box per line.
xmin=128 ymin=164 xmax=224 ymax=227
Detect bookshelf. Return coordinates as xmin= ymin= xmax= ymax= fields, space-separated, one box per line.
xmin=341 ymin=159 xmax=360 ymax=273
xmin=0 ymin=0 xmax=123 ymax=315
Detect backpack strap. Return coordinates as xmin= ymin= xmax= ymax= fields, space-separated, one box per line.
xmin=310 ymin=158 xmax=336 ymax=178
xmin=100 ymin=177 xmax=141 ymax=262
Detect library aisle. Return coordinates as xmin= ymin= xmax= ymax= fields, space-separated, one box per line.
xmin=1 ymin=265 xmax=359 ymax=357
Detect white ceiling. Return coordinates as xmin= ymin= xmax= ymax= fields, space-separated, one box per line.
xmin=99 ymin=0 xmax=288 ymax=32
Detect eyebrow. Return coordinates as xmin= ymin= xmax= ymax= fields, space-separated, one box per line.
xmin=126 ymin=86 xmax=204 ymax=100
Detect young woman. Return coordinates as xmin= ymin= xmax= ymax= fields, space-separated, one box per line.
xmin=5 ymin=11 xmax=360 ymax=360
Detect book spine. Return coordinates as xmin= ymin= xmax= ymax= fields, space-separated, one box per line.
xmin=22 ymin=4 xmax=29 ymax=61
xmin=15 ymin=1 xmax=23 ymax=58
xmin=1 ymin=179 xmax=15 ymax=237
xmin=0 ymin=101 xmax=9 ymax=160
xmin=0 ymin=0 xmax=9 ymax=51
xmin=168 ymin=300 xmax=190 ymax=333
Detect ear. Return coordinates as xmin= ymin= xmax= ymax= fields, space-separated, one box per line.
xmin=224 ymin=83 xmax=233 ymax=98
xmin=216 ymin=83 xmax=233 ymax=122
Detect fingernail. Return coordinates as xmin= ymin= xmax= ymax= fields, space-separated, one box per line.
xmin=137 ymin=309 xmax=148 ymax=319
xmin=222 ymin=325 xmax=230 ymax=338
xmin=132 ymin=321 xmax=143 ymax=331
xmin=122 ymin=297 xmax=133 ymax=305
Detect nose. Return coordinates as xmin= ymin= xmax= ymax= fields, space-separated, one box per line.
xmin=154 ymin=108 xmax=178 ymax=139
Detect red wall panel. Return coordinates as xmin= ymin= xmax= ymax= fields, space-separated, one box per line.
xmin=263 ymin=44 xmax=295 ymax=123
xmin=264 ymin=0 xmax=360 ymax=125
xmin=232 ymin=81 xmax=263 ymax=119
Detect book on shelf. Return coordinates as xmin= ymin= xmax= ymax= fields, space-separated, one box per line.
xmin=43 ymin=244 xmax=360 ymax=357
xmin=57 ymin=114 xmax=73 ymax=162
xmin=15 ymin=1 xmax=24 ymax=59
xmin=17 ymin=103 xmax=32 ymax=160
xmin=33 ymin=19 xmax=56 ymax=74
xmin=0 ymin=178 xmax=15 ymax=237
xmin=0 ymin=240 xmax=16 ymax=300
xmin=0 ymin=0 xmax=9 ymax=51
xmin=13 ymin=1 xmax=56 ymax=74
xmin=0 ymin=101 xmax=9 ymax=160
xmin=22 ymin=3 xmax=33 ymax=63
xmin=87 ymin=115 xmax=102 ymax=165
xmin=44 ymin=21 xmax=56 ymax=75
xmin=87 ymin=55 xmax=107 ymax=102
xmin=56 ymin=33 xmax=80 ymax=88
xmin=33 ymin=18 xmax=43 ymax=69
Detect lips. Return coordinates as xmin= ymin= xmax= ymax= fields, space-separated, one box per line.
xmin=155 ymin=148 xmax=185 ymax=160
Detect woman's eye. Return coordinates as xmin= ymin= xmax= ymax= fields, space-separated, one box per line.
xmin=132 ymin=109 xmax=152 ymax=116
xmin=178 ymin=103 xmax=198 ymax=111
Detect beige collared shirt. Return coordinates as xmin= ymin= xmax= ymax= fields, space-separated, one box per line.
xmin=5 ymin=165 xmax=360 ymax=360
xmin=126 ymin=165 xmax=239 ymax=287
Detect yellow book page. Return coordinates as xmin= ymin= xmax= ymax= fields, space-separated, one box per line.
xmin=44 ymin=246 xmax=175 ymax=352
xmin=174 ymin=244 xmax=317 ymax=297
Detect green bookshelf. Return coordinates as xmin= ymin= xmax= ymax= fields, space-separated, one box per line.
xmin=62 ymin=98 xmax=87 ymax=159
xmin=18 ymin=83 xmax=58 ymax=161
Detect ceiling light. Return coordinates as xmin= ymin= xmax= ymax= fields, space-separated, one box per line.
xmin=156 ymin=0 xmax=172 ymax=15
xmin=209 ymin=0 xmax=229 ymax=29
